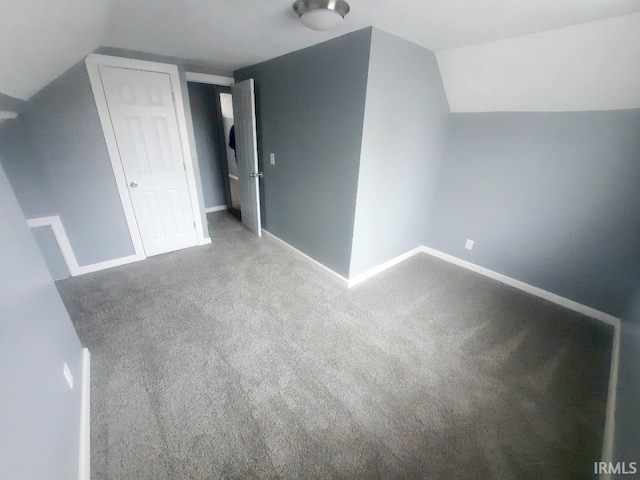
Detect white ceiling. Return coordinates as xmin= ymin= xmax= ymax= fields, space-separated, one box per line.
xmin=438 ymin=13 xmax=640 ymax=112
xmin=2 ymin=0 xmax=640 ymax=100
xmin=0 ymin=0 xmax=108 ymax=100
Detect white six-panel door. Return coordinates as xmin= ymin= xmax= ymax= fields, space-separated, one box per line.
xmin=231 ymin=79 xmax=262 ymax=237
xmin=99 ymin=66 xmax=198 ymax=257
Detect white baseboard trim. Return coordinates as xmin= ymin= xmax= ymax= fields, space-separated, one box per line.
xmin=78 ymin=348 xmax=90 ymax=480
xmin=262 ymin=229 xmax=349 ymax=286
xmin=256 ymin=235 xmax=619 ymax=325
xmin=205 ymin=205 xmax=228 ymax=213
xmin=255 ymin=234 xmax=620 ymax=464
xmin=420 ymin=246 xmax=620 ymax=327
xmin=256 ymin=231 xmax=621 ymax=327
xmin=601 ymin=323 xmax=621 ymax=477
xmin=75 ymin=254 xmax=142 ymax=275
xmin=351 ymin=245 xmax=621 ymax=472
xmin=27 ymin=216 xmax=81 ymax=276
xmin=198 ymin=237 xmax=212 ymax=246
xmin=0 ymin=111 xmax=19 ymax=121
xmin=348 ymin=247 xmax=423 ymax=288
xmin=27 ymin=216 xmax=143 ymax=277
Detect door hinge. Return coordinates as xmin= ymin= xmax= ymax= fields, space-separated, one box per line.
xmin=183 ymin=162 xmax=187 ymax=172
xmin=193 ymin=221 xmax=196 ymax=229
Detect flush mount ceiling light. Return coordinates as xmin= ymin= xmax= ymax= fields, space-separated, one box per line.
xmin=293 ymin=0 xmax=351 ymax=31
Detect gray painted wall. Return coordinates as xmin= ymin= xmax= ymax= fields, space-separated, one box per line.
xmin=349 ymin=29 xmax=450 ymax=277
xmin=188 ymin=82 xmax=228 ymax=209
xmin=426 ymin=110 xmax=640 ymax=318
xmin=614 ymin=320 xmax=640 ymax=476
xmin=26 ymin=61 xmax=135 ymax=265
xmin=0 ymin=115 xmax=56 ymax=218
xmin=1 ymin=62 xmax=135 ymax=268
xmin=0 ymin=160 xmax=84 ymax=480
xmin=1 ymin=49 xmax=225 ymax=276
xmin=0 ymin=92 xmax=25 ymax=112
xmin=32 ymin=226 xmax=71 ymax=280
xmin=235 ymin=28 xmax=372 ymax=277
xmin=614 ymin=294 xmax=640 ymax=473
xmin=0 ymin=62 xmax=133 ymax=279
xmin=213 ymin=87 xmax=234 ymax=209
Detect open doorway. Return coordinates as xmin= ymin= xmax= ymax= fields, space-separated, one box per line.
xmin=219 ymin=92 xmax=242 ymax=216
xmin=187 ymin=79 xmax=241 ymax=228
xmin=187 ymin=74 xmax=262 ymax=238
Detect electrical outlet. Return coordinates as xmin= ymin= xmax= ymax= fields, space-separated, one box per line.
xmin=270 ymin=153 xmax=276 ymax=165
xmin=465 ymin=239 xmax=474 ymax=250
xmin=63 ymin=363 xmax=73 ymax=389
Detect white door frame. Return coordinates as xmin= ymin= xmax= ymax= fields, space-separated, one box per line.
xmin=185 ymin=72 xmax=234 ymax=86
xmin=85 ymin=54 xmax=208 ymax=260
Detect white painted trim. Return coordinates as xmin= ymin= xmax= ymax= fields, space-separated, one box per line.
xmin=348 ymin=247 xmax=423 ymax=288
xmin=27 ymin=215 xmax=142 ymax=276
xmin=257 ymin=233 xmax=620 ymax=326
xmin=355 ymin=245 xmax=622 ymax=475
xmin=262 ymin=229 xmax=348 ymax=287
xmin=256 ymin=236 xmax=620 ymax=325
xmin=198 ymin=237 xmax=212 ymax=246
xmin=601 ymin=322 xmax=621 ymax=478
xmin=78 ymin=348 xmax=90 ymax=480
xmin=27 ymin=215 xmax=81 ymax=276
xmin=75 ymin=255 xmax=141 ymax=275
xmin=0 ymin=111 xmax=18 ymax=120
xmin=85 ymin=54 xmax=208 ymax=253
xmin=420 ymin=246 xmax=620 ymax=326
xmin=186 ymin=72 xmax=234 ymax=86
xmin=257 ymin=234 xmax=621 ymax=466
xmin=85 ymin=55 xmax=146 ymax=261
xmin=167 ymin=72 xmax=209 ymax=247
xmin=350 ymin=245 xmax=622 ymax=468
xmin=205 ymin=205 xmax=228 ymax=213
xmin=228 ymin=174 xmax=239 ymax=181
xmin=346 ymin=245 xmax=619 ymax=323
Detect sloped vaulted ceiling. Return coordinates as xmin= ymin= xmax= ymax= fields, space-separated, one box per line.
xmin=0 ymin=0 xmax=109 ymax=100
xmin=1 ymin=0 xmax=640 ymax=101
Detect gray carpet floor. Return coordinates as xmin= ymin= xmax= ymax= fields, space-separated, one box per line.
xmin=57 ymin=211 xmax=613 ymax=479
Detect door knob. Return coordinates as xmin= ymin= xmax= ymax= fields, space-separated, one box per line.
xmin=130 ymin=181 xmax=138 ymax=188
xmin=249 ymin=172 xmax=263 ymax=178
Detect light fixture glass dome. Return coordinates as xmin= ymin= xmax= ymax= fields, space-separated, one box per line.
xmin=293 ymin=0 xmax=351 ymax=31
xmin=300 ymin=9 xmax=343 ymax=31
